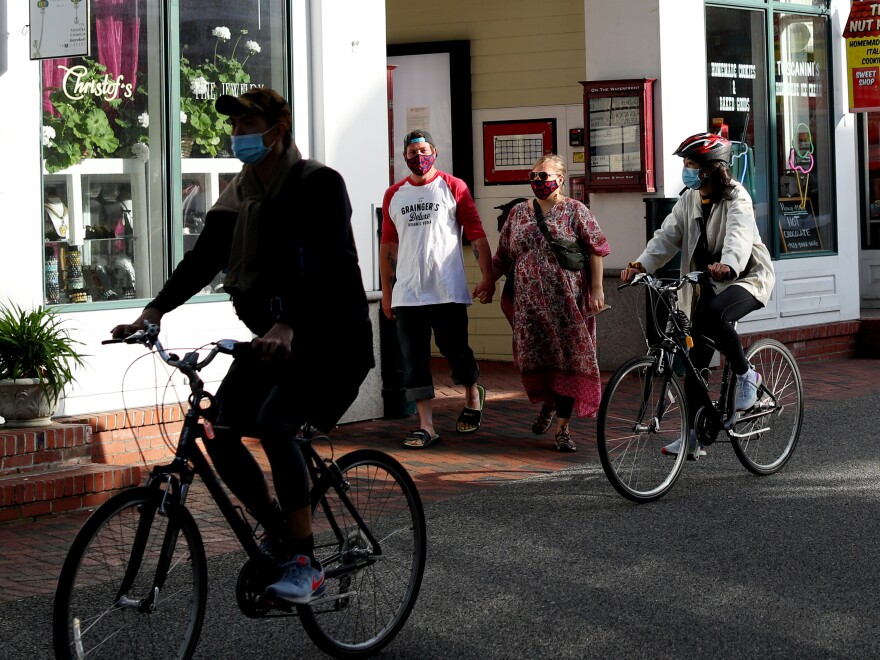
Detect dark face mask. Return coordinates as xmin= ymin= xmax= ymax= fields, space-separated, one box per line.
xmin=530 ymin=179 xmax=559 ymax=200
xmin=405 ymin=152 xmax=436 ymax=175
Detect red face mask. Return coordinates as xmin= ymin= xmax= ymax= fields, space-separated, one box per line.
xmin=530 ymin=179 xmax=559 ymax=200
xmin=405 ymin=153 xmax=436 ymax=175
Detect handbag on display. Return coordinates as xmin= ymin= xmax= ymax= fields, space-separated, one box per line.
xmin=532 ymin=200 xmax=588 ymax=271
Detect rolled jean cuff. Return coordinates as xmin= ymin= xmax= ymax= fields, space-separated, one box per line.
xmin=451 ymin=368 xmax=480 ymax=388
xmin=405 ymin=385 xmax=435 ymax=402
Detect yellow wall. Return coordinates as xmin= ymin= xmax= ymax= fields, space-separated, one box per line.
xmin=386 ymin=0 xmax=585 ymax=109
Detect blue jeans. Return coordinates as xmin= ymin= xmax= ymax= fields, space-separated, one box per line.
xmin=395 ymin=303 xmax=480 ymax=402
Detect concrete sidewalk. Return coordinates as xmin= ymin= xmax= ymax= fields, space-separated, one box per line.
xmin=0 ymin=357 xmax=877 ymax=604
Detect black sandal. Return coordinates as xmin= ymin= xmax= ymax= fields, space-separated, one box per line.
xmin=554 ymin=427 xmax=576 ymax=452
xmin=531 ymin=405 xmax=556 ymax=435
xmin=403 ymin=429 xmax=441 ymax=449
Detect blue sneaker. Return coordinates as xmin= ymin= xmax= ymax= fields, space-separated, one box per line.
xmin=735 ymin=368 xmax=762 ymax=411
xmin=265 ymin=554 xmax=325 ymax=604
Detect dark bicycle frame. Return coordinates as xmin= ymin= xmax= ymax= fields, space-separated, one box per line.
xmin=113 ymin=340 xmax=382 ymax=613
xmin=639 ymin=276 xmax=777 ymax=444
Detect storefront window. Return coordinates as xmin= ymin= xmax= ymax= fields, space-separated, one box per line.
xmin=40 ymin=0 xmax=153 ymax=305
xmin=706 ymin=6 xmax=770 ymax=243
xmin=774 ymin=12 xmax=834 ymax=255
xmin=176 ymin=1 xmax=287 ymax=295
xmin=776 ymin=0 xmax=828 ymax=7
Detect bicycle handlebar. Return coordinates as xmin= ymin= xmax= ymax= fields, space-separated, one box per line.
xmin=619 ymin=268 xmax=734 ymax=293
xmin=103 ymin=322 xmax=250 ymax=376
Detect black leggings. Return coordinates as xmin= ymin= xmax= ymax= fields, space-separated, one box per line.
xmin=685 ymin=284 xmax=762 ymax=424
xmin=205 ymin=354 xmax=369 ymax=520
xmin=555 ymin=395 xmax=575 ymax=419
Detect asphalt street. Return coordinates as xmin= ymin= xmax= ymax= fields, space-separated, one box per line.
xmin=3 ymin=390 xmax=879 ymax=659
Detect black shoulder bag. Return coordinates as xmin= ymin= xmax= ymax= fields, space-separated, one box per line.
xmin=532 ymin=199 xmax=588 ymax=271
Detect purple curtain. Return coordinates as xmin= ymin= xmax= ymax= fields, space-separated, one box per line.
xmin=94 ymin=0 xmax=140 ymax=93
xmin=42 ymin=0 xmax=141 ymax=114
xmin=42 ymin=59 xmax=71 ymax=114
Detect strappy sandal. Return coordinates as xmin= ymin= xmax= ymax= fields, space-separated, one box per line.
xmin=531 ymin=405 xmax=556 ymax=435
xmin=456 ymin=385 xmax=486 ymax=433
xmin=554 ymin=427 xmax=576 ymax=452
xmin=403 ymin=429 xmax=440 ymax=449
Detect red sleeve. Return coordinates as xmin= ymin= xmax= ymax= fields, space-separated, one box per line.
xmin=380 ymin=181 xmax=405 ymax=244
xmin=441 ymin=172 xmax=486 ymax=241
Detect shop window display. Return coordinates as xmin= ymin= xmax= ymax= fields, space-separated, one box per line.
xmin=865 ymin=113 xmax=880 ymax=249
xmin=40 ymin=0 xmax=151 ymax=306
xmin=706 ymin=6 xmax=770 ymax=243
xmin=774 ymin=13 xmax=833 ymax=255
xmin=705 ymin=4 xmax=833 ymax=258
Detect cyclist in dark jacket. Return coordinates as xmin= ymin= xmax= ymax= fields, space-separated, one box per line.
xmin=112 ymin=88 xmax=374 ymax=605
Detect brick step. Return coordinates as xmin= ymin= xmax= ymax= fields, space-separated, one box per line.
xmin=0 ymin=463 xmax=142 ymax=523
xmin=0 ymin=424 xmax=92 ymax=476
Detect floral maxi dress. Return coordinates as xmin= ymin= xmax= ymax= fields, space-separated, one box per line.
xmin=494 ymin=198 xmax=611 ymax=418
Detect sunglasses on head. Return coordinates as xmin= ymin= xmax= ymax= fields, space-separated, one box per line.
xmin=528 ymin=171 xmax=557 ymax=182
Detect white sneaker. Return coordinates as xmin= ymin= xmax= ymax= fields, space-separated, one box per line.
xmin=265 ymin=554 xmax=326 ymax=604
xmin=735 ymin=368 xmax=762 ymax=411
xmin=661 ymin=431 xmax=706 ymax=460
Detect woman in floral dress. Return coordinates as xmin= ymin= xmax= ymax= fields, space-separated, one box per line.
xmin=493 ymin=155 xmax=611 ymax=451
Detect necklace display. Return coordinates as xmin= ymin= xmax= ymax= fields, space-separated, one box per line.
xmin=44 ymin=197 xmax=69 ymax=240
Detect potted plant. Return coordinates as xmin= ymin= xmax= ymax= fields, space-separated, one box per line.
xmin=0 ymin=303 xmax=86 ymax=427
xmin=180 ymin=27 xmax=262 ymax=157
xmin=42 ymin=57 xmax=121 ymax=173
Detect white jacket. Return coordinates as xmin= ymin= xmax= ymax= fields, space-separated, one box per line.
xmin=636 ymin=182 xmax=775 ymax=317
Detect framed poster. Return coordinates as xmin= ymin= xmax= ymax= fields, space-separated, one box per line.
xmin=581 ymin=78 xmax=656 ymax=193
xmin=482 ymin=118 xmax=556 ymax=185
xmin=29 ymin=0 xmax=91 ymax=60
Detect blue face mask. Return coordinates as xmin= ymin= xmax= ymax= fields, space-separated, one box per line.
xmin=682 ymin=166 xmax=704 ymax=190
xmin=231 ymin=125 xmax=278 ymax=164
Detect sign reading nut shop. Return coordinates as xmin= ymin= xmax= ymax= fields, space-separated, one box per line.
xmin=844 ymin=1 xmax=880 ymax=112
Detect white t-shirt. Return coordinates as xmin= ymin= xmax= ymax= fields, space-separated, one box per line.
xmin=381 ymin=170 xmax=486 ymax=307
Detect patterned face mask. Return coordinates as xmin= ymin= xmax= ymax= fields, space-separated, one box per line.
xmin=405 ymin=152 xmax=436 ymax=175
xmin=530 ymin=179 xmax=559 ymax=200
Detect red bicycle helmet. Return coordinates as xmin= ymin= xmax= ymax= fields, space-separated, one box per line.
xmin=673 ymin=132 xmax=732 ymax=165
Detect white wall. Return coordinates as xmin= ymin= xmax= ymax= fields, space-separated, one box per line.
xmin=0 ymin=0 xmax=43 ymax=309
xmin=305 ymin=0 xmax=389 ymax=292
xmin=584 ymin=0 xmax=706 ymax=269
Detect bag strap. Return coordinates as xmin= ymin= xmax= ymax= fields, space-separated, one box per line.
xmin=532 ymin=199 xmax=557 ymax=248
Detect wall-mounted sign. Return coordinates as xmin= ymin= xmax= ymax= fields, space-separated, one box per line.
xmin=843 ymin=1 xmax=880 ymax=112
xmin=29 ymin=0 xmax=90 ymax=60
xmin=580 ymin=78 xmax=656 ymax=193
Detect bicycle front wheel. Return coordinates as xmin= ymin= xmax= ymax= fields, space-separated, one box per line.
xmin=53 ymin=486 xmax=207 ymax=660
xmin=300 ymin=449 xmax=426 ymax=658
xmin=597 ymin=356 xmax=689 ymax=503
xmin=731 ymin=338 xmax=803 ymax=475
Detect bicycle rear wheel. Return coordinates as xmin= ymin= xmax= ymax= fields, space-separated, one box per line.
xmin=597 ymin=356 xmax=689 ymax=503
xmin=731 ymin=338 xmax=803 ymax=475
xmin=299 ymin=449 xmax=426 ymax=658
xmin=53 ymin=486 xmax=207 ymax=660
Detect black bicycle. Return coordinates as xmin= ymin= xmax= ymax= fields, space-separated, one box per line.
xmin=597 ymin=272 xmax=803 ymax=503
xmin=53 ymin=323 xmax=427 ymax=658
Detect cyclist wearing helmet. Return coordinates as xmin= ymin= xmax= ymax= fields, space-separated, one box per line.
xmin=620 ymin=131 xmax=775 ymax=459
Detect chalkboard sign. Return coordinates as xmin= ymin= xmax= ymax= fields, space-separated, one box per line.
xmin=778 ymin=197 xmax=823 ymax=253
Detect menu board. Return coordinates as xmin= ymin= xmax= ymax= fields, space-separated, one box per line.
xmin=778 ymin=198 xmax=823 ymax=253
xmin=581 ymin=79 xmax=655 ymax=193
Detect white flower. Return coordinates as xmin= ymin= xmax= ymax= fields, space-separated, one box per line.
xmin=131 ymin=142 xmax=150 ymax=162
xmin=245 ymin=40 xmax=261 ymax=54
xmin=180 ymin=110 xmax=188 ymax=124
xmin=190 ymin=76 xmax=209 ymax=96
xmin=212 ymin=26 xmax=231 ymax=40
xmin=137 ymin=112 xmax=149 ymax=128
xmin=42 ymin=125 xmax=56 ymax=146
